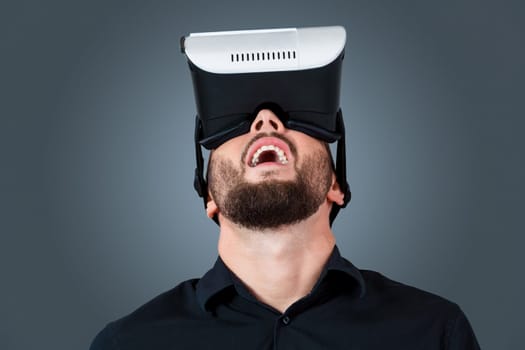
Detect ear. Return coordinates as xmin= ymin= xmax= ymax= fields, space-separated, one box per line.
xmin=327 ymin=174 xmax=345 ymax=206
xmin=206 ymin=195 xmax=219 ymax=219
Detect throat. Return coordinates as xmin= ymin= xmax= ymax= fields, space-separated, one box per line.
xmin=258 ymin=150 xmax=278 ymax=164
xmin=218 ymin=227 xmax=336 ymax=313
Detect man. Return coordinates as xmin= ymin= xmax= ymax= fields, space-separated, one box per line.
xmin=90 ymin=26 xmax=480 ymax=349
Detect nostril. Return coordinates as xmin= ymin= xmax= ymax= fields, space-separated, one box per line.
xmin=270 ymin=120 xmax=278 ymax=130
xmin=255 ymin=120 xmax=263 ymax=131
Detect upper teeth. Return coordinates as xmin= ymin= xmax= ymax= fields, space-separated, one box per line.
xmin=251 ymin=145 xmax=288 ymax=167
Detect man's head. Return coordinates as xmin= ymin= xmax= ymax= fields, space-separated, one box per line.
xmin=206 ymin=109 xmax=345 ymax=230
xmin=181 ymin=26 xmax=352 ymax=224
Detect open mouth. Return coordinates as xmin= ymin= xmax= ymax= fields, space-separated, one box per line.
xmin=250 ymin=145 xmax=289 ymax=167
xmin=246 ymin=136 xmax=292 ymax=168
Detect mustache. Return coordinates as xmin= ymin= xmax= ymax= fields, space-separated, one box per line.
xmin=240 ymin=132 xmax=297 ymax=165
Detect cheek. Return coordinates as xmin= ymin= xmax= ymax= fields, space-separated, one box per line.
xmin=208 ymin=155 xmax=242 ymax=193
xmin=298 ymin=149 xmax=333 ymax=189
xmin=211 ymin=141 xmax=249 ymax=169
xmin=218 ymin=135 xmax=249 ymax=154
xmin=294 ymin=138 xmax=330 ymax=165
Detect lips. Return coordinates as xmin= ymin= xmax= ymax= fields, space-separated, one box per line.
xmin=245 ymin=137 xmax=293 ymax=168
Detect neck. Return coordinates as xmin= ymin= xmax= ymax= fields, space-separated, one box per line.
xmin=217 ymin=208 xmax=336 ymax=313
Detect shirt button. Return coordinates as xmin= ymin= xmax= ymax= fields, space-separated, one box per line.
xmin=282 ymin=316 xmax=291 ymax=325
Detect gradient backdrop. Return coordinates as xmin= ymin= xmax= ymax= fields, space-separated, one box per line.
xmin=2 ymin=1 xmax=524 ymax=349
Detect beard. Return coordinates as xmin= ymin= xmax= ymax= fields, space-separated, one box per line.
xmin=207 ymin=145 xmax=333 ymax=230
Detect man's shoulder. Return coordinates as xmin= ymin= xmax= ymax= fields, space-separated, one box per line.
xmin=359 ymin=269 xmax=479 ymax=348
xmin=120 ymin=278 xmax=202 ymax=323
xmin=90 ymin=278 xmax=202 ymax=350
xmin=359 ymin=268 xmax=461 ymax=316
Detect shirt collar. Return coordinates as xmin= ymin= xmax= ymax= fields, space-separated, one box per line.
xmin=320 ymin=245 xmax=367 ymax=298
xmin=195 ymin=257 xmax=235 ymax=311
xmin=196 ymin=245 xmax=366 ymax=311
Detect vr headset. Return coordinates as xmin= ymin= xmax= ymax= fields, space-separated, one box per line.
xmin=181 ymin=26 xmax=351 ymax=224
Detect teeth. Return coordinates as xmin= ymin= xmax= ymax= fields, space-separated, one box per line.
xmin=251 ymin=144 xmax=288 ymax=167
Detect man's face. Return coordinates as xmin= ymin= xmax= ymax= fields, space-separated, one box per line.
xmin=207 ymin=109 xmax=334 ymax=230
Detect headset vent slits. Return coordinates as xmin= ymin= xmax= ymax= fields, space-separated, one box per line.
xmin=230 ymin=50 xmax=297 ymax=63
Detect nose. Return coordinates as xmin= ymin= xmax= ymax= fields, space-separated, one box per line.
xmin=250 ymin=109 xmax=285 ymax=134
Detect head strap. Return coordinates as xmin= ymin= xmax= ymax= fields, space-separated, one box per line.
xmin=329 ymin=109 xmax=351 ymax=224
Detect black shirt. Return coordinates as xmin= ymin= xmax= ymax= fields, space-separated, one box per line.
xmin=90 ymin=246 xmax=480 ymax=349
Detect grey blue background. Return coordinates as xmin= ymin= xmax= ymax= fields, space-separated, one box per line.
xmin=2 ymin=0 xmax=524 ymax=349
